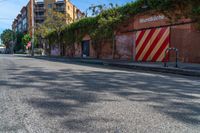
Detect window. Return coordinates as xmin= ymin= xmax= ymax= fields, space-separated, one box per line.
xmin=48 ymin=4 xmax=52 ymax=8
xmin=36 ymin=12 xmax=44 ymax=16
xmin=22 ymin=18 xmax=27 ymax=25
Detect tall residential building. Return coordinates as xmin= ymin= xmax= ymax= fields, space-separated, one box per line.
xmin=21 ymin=6 xmax=28 ymax=32
xmin=12 ymin=19 xmax=18 ymax=32
xmin=12 ymin=6 xmax=28 ymax=33
xmin=12 ymin=0 xmax=84 ymax=34
xmin=43 ymin=0 xmax=84 ymax=24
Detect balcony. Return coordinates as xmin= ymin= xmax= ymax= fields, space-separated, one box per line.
xmin=22 ymin=24 xmax=28 ymax=32
xmin=35 ymin=15 xmax=45 ymax=20
xmin=55 ymin=0 xmax=65 ymax=4
xmin=55 ymin=7 xmax=65 ymax=12
xmin=35 ymin=7 xmax=45 ymax=12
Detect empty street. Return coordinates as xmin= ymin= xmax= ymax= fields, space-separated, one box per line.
xmin=0 ymin=55 xmax=200 ymax=133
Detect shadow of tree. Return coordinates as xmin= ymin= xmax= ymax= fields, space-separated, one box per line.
xmin=2 ymin=57 xmax=200 ymax=132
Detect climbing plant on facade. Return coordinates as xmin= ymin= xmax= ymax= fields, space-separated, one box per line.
xmin=44 ymin=0 xmax=200 ymax=55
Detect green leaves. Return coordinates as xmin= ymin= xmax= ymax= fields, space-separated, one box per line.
xmin=45 ymin=0 xmax=200 ymax=47
xmin=22 ymin=34 xmax=31 ymax=46
xmin=0 ymin=29 xmax=15 ymax=48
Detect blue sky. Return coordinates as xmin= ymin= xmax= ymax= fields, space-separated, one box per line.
xmin=0 ymin=0 xmax=133 ymax=34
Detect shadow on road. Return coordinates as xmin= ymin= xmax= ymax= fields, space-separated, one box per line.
xmin=1 ymin=56 xmax=200 ymax=131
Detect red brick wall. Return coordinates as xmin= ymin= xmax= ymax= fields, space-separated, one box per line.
xmin=115 ymin=32 xmax=135 ymax=60
xmin=89 ymin=42 xmax=96 ymax=58
xmin=133 ymin=12 xmax=191 ymax=30
xmin=67 ymin=12 xmax=200 ymax=63
xmin=72 ymin=35 xmax=97 ymax=58
xmin=129 ymin=13 xmax=200 ymax=63
xmin=99 ymin=40 xmax=113 ymax=59
xmin=170 ymin=24 xmax=200 ymax=63
xmin=133 ymin=14 xmax=168 ymax=30
xmin=74 ymin=43 xmax=82 ymax=57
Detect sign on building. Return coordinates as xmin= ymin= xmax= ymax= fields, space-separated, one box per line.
xmin=139 ymin=15 xmax=165 ymax=23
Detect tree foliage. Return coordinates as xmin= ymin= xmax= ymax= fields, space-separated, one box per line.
xmin=36 ymin=9 xmax=68 ymax=56
xmin=22 ymin=34 xmax=31 ymax=47
xmin=44 ymin=0 xmax=200 ymax=55
xmin=14 ymin=32 xmax=24 ymax=52
xmin=146 ymin=0 xmax=200 ymax=27
xmin=0 ymin=29 xmax=15 ymax=49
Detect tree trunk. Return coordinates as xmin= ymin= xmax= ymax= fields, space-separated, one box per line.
xmin=62 ymin=42 xmax=66 ymax=56
xmin=57 ymin=34 xmax=63 ymax=56
xmin=49 ymin=43 xmax=51 ymax=56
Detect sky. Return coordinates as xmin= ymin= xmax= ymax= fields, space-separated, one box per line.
xmin=0 ymin=0 xmax=133 ymax=34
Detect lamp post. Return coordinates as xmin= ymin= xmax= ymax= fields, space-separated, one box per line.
xmin=31 ymin=0 xmax=35 ymax=56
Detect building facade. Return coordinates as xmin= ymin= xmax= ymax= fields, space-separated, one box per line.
xmin=21 ymin=6 xmax=28 ymax=33
xmin=35 ymin=1 xmax=45 ymax=24
xmin=43 ymin=0 xmax=84 ymax=24
xmin=12 ymin=19 xmax=18 ymax=32
xmin=12 ymin=0 xmax=84 ymax=34
xmin=65 ymin=12 xmax=200 ymax=63
xmin=12 ymin=6 xmax=28 ymax=33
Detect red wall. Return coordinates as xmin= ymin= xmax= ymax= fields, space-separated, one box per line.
xmin=170 ymin=24 xmax=200 ymax=63
xmin=115 ymin=32 xmax=135 ymax=60
xmin=67 ymin=12 xmax=200 ymax=63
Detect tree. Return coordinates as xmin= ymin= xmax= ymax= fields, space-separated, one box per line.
xmin=44 ymin=0 xmax=200 ymax=59
xmin=147 ymin=0 xmax=200 ymax=28
xmin=35 ymin=22 xmax=51 ymax=55
xmin=89 ymin=4 xmax=121 ymax=59
xmin=14 ymin=32 xmax=24 ymax=52
xmin=22 ymin=34 xmax=31 ymax=49
xmin=88 ymin=3 xmax=118 ymax=16
xmin=37 ymin=9 xmax=68 ymax=56
xmin=0 ymin=29 xmax=15 ymax=52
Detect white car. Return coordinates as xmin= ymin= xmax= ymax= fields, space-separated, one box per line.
xmin=0 ymin=46 xmax=6 ymax=54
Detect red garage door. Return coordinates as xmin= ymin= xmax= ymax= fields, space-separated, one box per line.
xmin=135 ymin=27 xmax=170 ymax=62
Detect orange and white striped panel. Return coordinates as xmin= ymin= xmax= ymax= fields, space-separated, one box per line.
xmin=135 ymin=27 xmax=170 ymax=62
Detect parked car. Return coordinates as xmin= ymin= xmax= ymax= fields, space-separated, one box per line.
xmin=0 ymin=46 xmax=6 ymax=54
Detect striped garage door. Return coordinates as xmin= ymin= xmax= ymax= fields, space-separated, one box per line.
xmin=135 ymin=27 xmax=170 ymax=62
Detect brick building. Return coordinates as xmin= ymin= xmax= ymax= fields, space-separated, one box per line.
xmin=12 ymin=0 xmax=84 ymax=35
xmin=72 ymin=12 xmax=200 ymax=63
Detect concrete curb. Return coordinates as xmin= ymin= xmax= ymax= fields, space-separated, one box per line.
xmin=105 ymin=62 xmax=200 ymax=77
xmin=29 ymin=56 xmax=200 ymax=77
xmin=73 ymin=59 xmax=200 ymax=77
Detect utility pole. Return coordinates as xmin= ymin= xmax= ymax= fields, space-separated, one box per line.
xmin=31 ymin=0 xmax=34 ymax=56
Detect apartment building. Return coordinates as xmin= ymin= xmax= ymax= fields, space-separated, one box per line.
xmin=41 ymin=0 xmax=84 ymax=24
xmin=12 ymin=0 xmax=84 ymax=34
xmin=12 ymin=6 xmax=28 ymax=33
xmin=12 ymin=19 xmax=18 ymax=32
xmin=35 ymin=1 xmax=45 ymax=24
xmin=21 ymin=6 xmax=28 ymax=32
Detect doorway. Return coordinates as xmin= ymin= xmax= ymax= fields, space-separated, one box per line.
xmin=82 ymin=40 xmax=90 ymax=58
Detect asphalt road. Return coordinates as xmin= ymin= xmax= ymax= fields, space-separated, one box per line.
xmin=0 ymin=54 xmax=200 ymax=133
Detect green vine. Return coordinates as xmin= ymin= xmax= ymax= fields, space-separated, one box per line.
xmin=45 ymin=0 xmax=200 ymax=47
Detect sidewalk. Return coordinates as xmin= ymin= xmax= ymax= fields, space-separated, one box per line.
xmin=67 ymin=58 xmax=200 ymax=77
xmin=21 ymin=55 xmax=200 ymax=77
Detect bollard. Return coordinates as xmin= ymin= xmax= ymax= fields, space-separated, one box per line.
xmin=164 ymin=48 xmax=179 ymax=68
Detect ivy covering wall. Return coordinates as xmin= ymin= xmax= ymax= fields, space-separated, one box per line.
xmin=45 ymin=0 xmax=200 ymax=46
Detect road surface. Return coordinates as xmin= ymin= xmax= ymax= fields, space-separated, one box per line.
xmin=0 ymin=55 xmax=200 ymax=133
